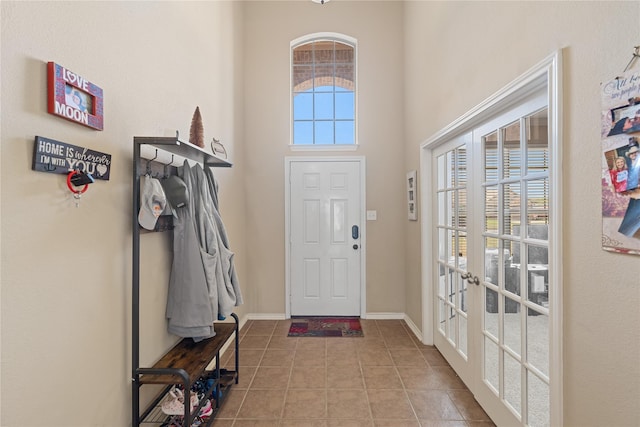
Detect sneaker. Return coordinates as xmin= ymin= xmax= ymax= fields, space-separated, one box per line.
xmin=161 ymin=388 xmax=199 ymax=416
xmin=198 ymin=399 xmax=213 ymax=417
xmin=161 ymin=388 xmax=186 ymax=415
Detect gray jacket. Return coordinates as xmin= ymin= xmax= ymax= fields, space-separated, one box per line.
xmin=166 ymin=160 xmax=242 ymax=339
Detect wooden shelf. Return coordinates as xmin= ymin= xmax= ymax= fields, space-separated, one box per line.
xmin=139 ymin=323 xmax=236 ymax=385
xmin=134 ymin=136 xmax=232 ymax=168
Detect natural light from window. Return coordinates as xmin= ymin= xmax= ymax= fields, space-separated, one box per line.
xmin=291 ymin=35 xmax=356 ymax=146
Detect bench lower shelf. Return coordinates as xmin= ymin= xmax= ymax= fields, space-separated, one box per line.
xmin=140 ymin=371 xmax=237 ymax=427
xmin=134 ymin=315 xmax=239 ymax=427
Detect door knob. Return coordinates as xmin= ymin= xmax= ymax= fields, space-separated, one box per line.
xmin=353 ymin=244 xmax=359 ymax=250
xmin=461 ymin=272 xmax=480 ymax=285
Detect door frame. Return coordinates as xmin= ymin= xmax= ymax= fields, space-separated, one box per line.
xmin=419 ymin=51 xmax=563 ymax=426
xmin=284 ymin=156 xmax=367 ymax=319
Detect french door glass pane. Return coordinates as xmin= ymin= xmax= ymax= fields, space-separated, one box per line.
xmin=438 ymin=264 xmax=446 ymax=297
xmin=504 ymin=253 xmax=521 ymax=296
xmin=527 ymin=313 xmax=549 ymax=377
xmin=447 ymin=229 xmax=455 ymax=261
xmin=438 ymin=299 xmax=446 ymax=333
xmin=459 ymin=314 xmax=468 ymax=356
xmin=504 ymin=351 xmax=522 ymax=417
xmin=458 ymin=188 xmax=467 ymax=228
xmin=446 ymin=190 xmax=454 ymax=227
xmin=503 ymin=296 xmax=521 ymax=356
xmin=484 ymin=336 xmax=499 ymax=393
xmin=457 ymin=146 xmax=467 ymax=185
xmin=448 ymin=271 xmax=456 ymax=304
xmin=485 ymin=186 xmax=499 ymax=233
xmin=527 ymin=178 xmax=549 ymax=231
xmin=503 ymin=120 xmax=522 ymax=179
xmin=484 ymin=287 xmax=499 ymax=338
xmin=446 ymin=151 xmax=455 ymax=188
xmin=503 ymin=182 xmax=521 ymax=236
xmin=485 ymin=132 xmax=499 ymax=181
xmin=459 ymin=274 xmax=468 ymax=313
xmin=438 ymin=192 xmax=445 ymax=226
xmin=528 ymin=371 xmax=550 ymax=427
xmin=526 ymin=109 xmax=549 ymax=175
xmin=458 ymin=232 xmax=467 ymax=266
xmin=447 ymin=305 xmax=457 ymax=341
xmin=438 ymin=228 xmax=446 ymax=260
xmin=527 ymin=245 xmax=549 ymax=309
xmin=484 ymin=237 xmax=499 ymax=286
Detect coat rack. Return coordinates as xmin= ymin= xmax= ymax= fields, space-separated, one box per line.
xmin=131 ymin=133 xmax=237 ymax=427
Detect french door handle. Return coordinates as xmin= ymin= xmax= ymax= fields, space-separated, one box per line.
xmin=461 ymin=272 xmax=480 ymax=285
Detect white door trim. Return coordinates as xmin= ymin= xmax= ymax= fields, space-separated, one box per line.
xmin=284 ymin=156 xmax=367 ymax=319
xmin=419 ymin=51 xmax=563 ymax=426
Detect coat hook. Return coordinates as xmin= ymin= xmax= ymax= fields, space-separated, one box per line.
xmin=145 ymin=149 xmax=158 ymax=175
xmin=623 ymin=45 xmax=640 ymax=73
xmin=164 ymin=155 xmax=174 ymax=178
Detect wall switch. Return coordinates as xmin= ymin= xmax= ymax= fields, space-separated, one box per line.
xmin=366 ymin=210 xmax=377 ymax=221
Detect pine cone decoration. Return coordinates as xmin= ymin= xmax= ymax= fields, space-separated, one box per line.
xmin=189 ymin=106 xmax=205 ymax=148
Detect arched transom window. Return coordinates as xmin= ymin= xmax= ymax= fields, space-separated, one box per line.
xmin=291 ymin=34 xmax=356 ymax=146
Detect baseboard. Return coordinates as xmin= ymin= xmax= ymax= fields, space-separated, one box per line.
xmin=364 ymin=312 xmax=405 ymax=320
xmin=402 ymin=314 xmax=423 ymax=342
xmin=246 ymin=313 xmax=287 ymax=320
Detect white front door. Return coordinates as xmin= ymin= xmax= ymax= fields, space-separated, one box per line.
xmin=288 ymin=159 xmax=363 ymax=316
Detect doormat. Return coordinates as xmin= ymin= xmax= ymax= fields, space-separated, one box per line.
xmin=287 ymin=317 xmax=364 ymax=337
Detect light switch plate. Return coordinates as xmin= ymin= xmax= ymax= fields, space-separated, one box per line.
xmin=366 ymin=210 xmax=377 ymax=221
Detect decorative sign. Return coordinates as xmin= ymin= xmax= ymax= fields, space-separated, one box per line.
xmin=47 ymin=62 xmax=104 ymax=130
xmin=32 ymin=136 xmax=111 ymax=180
xmin=407 ymin=170 xmax=417 ymax=221
xmin=600 ymin=68 xmax=640 ymax=255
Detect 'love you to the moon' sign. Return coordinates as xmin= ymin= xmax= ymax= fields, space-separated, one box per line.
xmin=47 ymin=62 xmax=104 ymax=130
xmin=32 ymin=136 xmax=112 ymax=180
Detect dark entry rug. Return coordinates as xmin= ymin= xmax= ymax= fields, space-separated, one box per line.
xmin=287 ymin=317 xmax=364 ymax=337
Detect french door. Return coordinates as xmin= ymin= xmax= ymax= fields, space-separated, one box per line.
xmin=433 ymin=88 xmax=555 ymax=426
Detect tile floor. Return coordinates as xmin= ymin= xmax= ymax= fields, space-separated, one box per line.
xmin=212 ymin=318 xmax=495 ymax=427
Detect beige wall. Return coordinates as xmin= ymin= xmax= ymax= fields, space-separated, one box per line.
xmin=1 ymin=1 xmax=247 ymax=425
xmin=403 ymin=1 xmax=640 ymax=426
xmin=243 ymin=1 xmax=406 ymax=315
xmin=2 ymin=1 xmax=640 ymax=426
